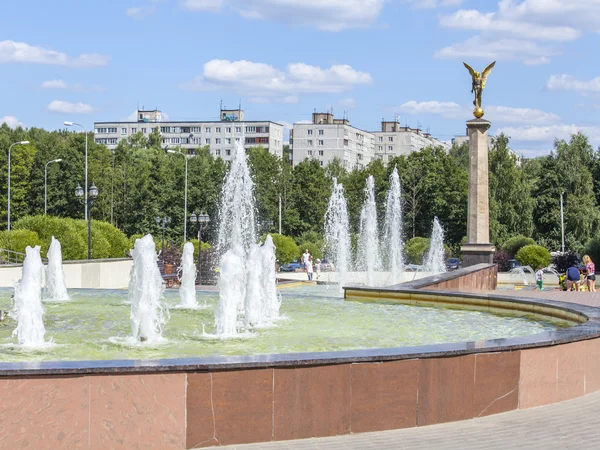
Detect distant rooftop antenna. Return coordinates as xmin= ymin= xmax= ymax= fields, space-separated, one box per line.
xmin=417 ymin=121 xmax=422 ymax=130
xmin=220 ymin=99 xmax=223 ymax=111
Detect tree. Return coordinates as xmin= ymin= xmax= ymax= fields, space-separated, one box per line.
xmin=288 ymin=159 xmax=331 ymax=235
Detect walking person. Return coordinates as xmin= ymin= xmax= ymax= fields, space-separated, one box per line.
xmin=307 ymin=256 xmax=314 ymax=281
xmin=535 ymin=266 xmax=544 ymax=291
xmin=583 ymin=255 xmax=597 ymax=292
xmin=302 ymin=249 xmax=310 ymax=270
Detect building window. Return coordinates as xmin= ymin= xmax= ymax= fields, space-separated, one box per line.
xmin=216 ymin=127 xmax=221 ymax=133
xmin=131 ymin=128 xmax=137 ymax=133
xmin=235 ymin=127 xmax=242 ymax=133
xmin=235 ymin=137 xmax=240 ymax=142
xmin=307 ymin=150 xmax=313 ymax=156
xmin=226 ymin=127 xmax=231 ymax=133
xmin=344 ymin=139 xmax=349 ymax=146
xmin=108 ymin=127 xmax=117 ymax=133
xmin=191 ymin=127 xmax=201 ymax=133
xmin=215 ymin=138 xmax=221 ymax=144
xmin=318 ymin=129 xmax=324 ymax=135
xmin=226 ymin=138 xmax=231 ymax=144
xmin=226 ymin=149 xmax=231 ymax=156
xmin=388 ymin=137 xmax=394 ymax=142
xmin=379 ymin=136 xmax=383 ymax=142
xmin=388 ymin=146 xmax=393 ymax=151
xmin=378 ymin=145 xmax=383 ymax=151
xmin=216 ymin=149 xmax=221 ymax=156
xmin=205 ymin=138 xmax=211 ymax=144
xmin=142 ymin=128 xmax=147 ymax=134
xmin=205 ymin=127 xmax=211 ymax=133
xmin=139 ymin=113 xmax=143 ymax=120
xmin=246 ymin=126 xmax=256 ymax=133
xmin=307 ymin=140 xmax=313 ymax=146
xmin=318 ymin=140 xmax=324 ymax=146
xmin=318 ymin=150 xmax=324 ymax=156
xmin=358 ymin=153 xmax=363 ymax=161
xmin=308 ymin=130 xmax=313 ymax=135
xmin=96 ymin=128 xmax=107 ymax=133
xmin=320 ymin=161 xmax=324 ymax=167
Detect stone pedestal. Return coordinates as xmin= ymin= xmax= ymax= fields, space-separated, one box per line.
xmin=461 ymin=118 xmax=495 ymax=267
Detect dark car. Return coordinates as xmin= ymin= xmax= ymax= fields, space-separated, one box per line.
xmin=446 ymin=258 xmax=461 ymax=271
xmin=506 ymin=259 xmax=522 ymax=271
xmin=280 ymin=262 xmax=303 ymax=272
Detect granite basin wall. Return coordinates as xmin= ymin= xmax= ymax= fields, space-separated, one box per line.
xmin=1 ymin=338 xmax=600 ymax=449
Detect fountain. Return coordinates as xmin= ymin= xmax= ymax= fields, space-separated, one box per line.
xmin=10 ymin=245 xmax=46 ymax=346
xmin=44 ymin=236 xmax=69 ymax=302
xmin=510 ymin=265 xmax=536 ymax=286
xmin=424 ymin=217 xmax=446 ymax=274
xmin=129 ymin=235 xmax=167 ymax=342
xmin=214 ymin=142 xmax=279 ymax=335
xmin=358 ymin=175 xmax=381 ymax=286
xmin=384 ymin=167 xmax=404 ymax=284
xmin=177 ymin=242 xmax=198 ymax=308
xmin=324 ymin=178 xmax=351 ymax=289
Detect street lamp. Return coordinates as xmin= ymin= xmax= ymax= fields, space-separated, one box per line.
xmin=64 ymin=121 xmax=88 ymax=222
xmin=167 ymin=148 xmax=193 ymax=242
xmin=44 ymin=158 xmax=62 ymax=215
xmin=7 ymin=141 xmax=30 ymax=230
xmin=75 ymin=182 xmax=98 ymax=259
xmin=155 ymin=216 xmax=171 ymax=265
xmin=190 ymin=211 xmax=210 ymax=284
xmin=560 ymin=192 xmax=565 ymax=253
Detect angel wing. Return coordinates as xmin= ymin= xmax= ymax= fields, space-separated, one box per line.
xmin=463 ymin=62 xmax=477 ymax=79
xmin=481 ymin=61 xmax=496 ymax=87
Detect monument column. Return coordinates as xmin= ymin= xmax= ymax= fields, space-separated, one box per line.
xmin=461 ymin=118 xmax=495 ymax=266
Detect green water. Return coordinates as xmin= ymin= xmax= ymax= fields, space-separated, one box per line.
xmin=0 ymin=286 xmax=570 ymax=363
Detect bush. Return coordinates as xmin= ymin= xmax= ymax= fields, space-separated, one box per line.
xmin=264 ymin=234 xmax=300 ymax=264
xmin=502 ymin=235 xmax=536 ymax=257
xmin=515 ymin=244 xmax=552 ymax=269
xmin=405 ymin=237 xmax=430 ymax=265
xmin=13 ymin=215 xmax=129 ymax=260
xmin=297 ymin=241 xmax=322 ymax=261
xmin=493 ymin=249 xmax=511 ymax=272
xmin=552 ymin=251 xmax=580 ymax=274
xmin=0 ymin=230 xmax=43 ymax=254
xmin=585 ymin=237 xmax=600 ymax=270
xmin=183 ymin=239 xmax=212 ymax=262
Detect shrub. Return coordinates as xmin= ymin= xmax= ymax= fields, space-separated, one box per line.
xmin=585 ymin=237 xmax=600 ymax=270
xmin=502 ymin=235 xmax=536 ymax=257
xmin=405 ymin=237 xmax=430 ymax=265
xmin=265 ymin=234 xmax=300 ymax=264
xmin=0 ymin=230 xmax=43 ymax=255
xmin=552 ymin=251 xmax=580 ymax=274
xmin=297 ymin=241 xmax=322 ymax=261
xmin=493 ymin=249 xmax=511 ymax=272
xmin=183 ymin=239 xmax=212 ymax=262
xmin=515 ymin=244 xmax=552 ymax=269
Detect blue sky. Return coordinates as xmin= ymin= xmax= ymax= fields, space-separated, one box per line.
xmin=2 ymin=0 xmax=600 ymax=157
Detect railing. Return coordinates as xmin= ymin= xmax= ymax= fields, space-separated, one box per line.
xmin=0 ymin=249 xmax=48 ymax=265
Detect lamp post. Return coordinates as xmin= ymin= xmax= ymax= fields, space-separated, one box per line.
xmin=560 ymin=192 xmax=565 ymax=253
xmin=64 ymin=122 xmax=88 ymax=222
xmin=167 ymin=148 xmax=192 ymax=242
xmin=155 ymin=216 xmax=171 ymax=265
xmin=7 ymin=141 xmax=30 ymax=230
xmin=75 ymin=182 xmax=98 ymax=259
xmin=44 ymin=158 xmax=62 ymax=215
xmin=190 ymin=211 xmax=210 ymax=284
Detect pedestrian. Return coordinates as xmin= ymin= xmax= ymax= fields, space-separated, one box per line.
xmin=566 ymin=263 xmax=581 ymax=292
xmin=583 ymin=255 xmax=596 ymax=292
xmin=302 ymin=249 xmax=310 ymax=270
xmin=535 ymin=266 xmax=544 ymax=291
xmin=315 ymin=258 xmax=321 ymax=280
xmin=307 ymin=256 xmax=314 ymax=281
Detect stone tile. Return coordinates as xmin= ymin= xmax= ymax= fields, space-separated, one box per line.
xmin=351 ymin=360 xmax=419 ymax=433
xmin=417 ymin=355 xmax=475 ymax=426
xmin=473 ymin=352 xmax=520 ymax=417
xmin=585 ymin=338 xmax=600 ymax=394
xmin=0 ymin=376 xmax=89 ymax=449
xmin=187 ymin=372 xmax=217 ymax=448
xmin=274 ymin=364 xmax=351 ymax=441
xmin=89 ymin=373 xmax=186 ymax=449
xmin=556 ymin=341 xmax=585 ymax=402
xmin=519 ymin=346 xmax=558 ymax=409
xmin=211 ymin=369 xmax=273 ymax=446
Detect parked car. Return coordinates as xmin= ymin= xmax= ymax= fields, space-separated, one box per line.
xmin=506 ymin=259 xmax=522 ymax=271
xmin=446 ymin=258 xmax=461 ymax=271
xmin=405 ymin=264 xmax=424 ymax=272
xmin=280 ymin=262 xmax=303 ymax=272
xmin=318 ymin=258 xmax=335 ymax=272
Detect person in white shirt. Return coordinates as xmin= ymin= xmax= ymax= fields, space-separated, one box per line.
xmin=307 ymin=256 xmax=314 ymax=281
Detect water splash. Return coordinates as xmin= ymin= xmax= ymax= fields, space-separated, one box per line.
xmin=129 ymin=235 xmax=167 ymax=342
xmin=11 ymin=246 xmax=46 ymax=346
xmin=178 ymin=242 xmax=197 ymax=308
xmin=44 ymin=236 xmax=69 ymax=302
xmin=424 ymin=217 xmax=446 ymax=274
xmin=215 ymin=247 xmax=245 ymax=336
xmin=358 ymin=176 xmax=381 ymax=286
xmin=324 ymin=178 xmax=351 ymax=290
xmin=384 ymin=167 xmax=404 ymax=284
xmin=260 ymin=235 xmax=281 ymax=322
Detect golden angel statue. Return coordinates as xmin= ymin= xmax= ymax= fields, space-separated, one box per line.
xmin=463 ymin=61 xmax=496 ymax=118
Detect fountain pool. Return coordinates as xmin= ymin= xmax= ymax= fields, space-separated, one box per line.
xmin=0 ymin=285 xmax=571 ymax=362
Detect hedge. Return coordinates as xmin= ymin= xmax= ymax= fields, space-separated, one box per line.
xmin=515 ymin=244 xmax=552 ymax=269
xmin=502 ymin=235 xmax=536 ymax=257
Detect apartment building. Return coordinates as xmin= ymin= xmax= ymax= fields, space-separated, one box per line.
xmin=290 ymin=113 xmax=376 ymax=170
xmin=93 ymin=107 xmax=284 ymax=159
xmin=290 ymin=113 xmax=450 ymax=168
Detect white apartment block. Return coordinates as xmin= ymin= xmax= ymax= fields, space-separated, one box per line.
xmin=290 ymin=113 xmax=375 ymax=170
xmin=291 ymin=113 xmax=450 ymax=168
xmin=94 ymin=107 xmax=284 ymax=159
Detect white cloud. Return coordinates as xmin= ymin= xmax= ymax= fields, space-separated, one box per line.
xmin=1 ymin=116 xmax=24 ymax=129
xmin=126 ymin=6 xmax=156 ymax=19
xmin=434 ymin=36 xmax=557 ymax=63
xmin=337 ymin=98 xmax=357 ymax=110
xmin=0 ymin=40 xmax=110 ymax=68
xmin=546 ymin=74 xmax=600 ymax=93
xmin=404 ymin=0 xmax=462 ymax=8
xmin=47 ymin=100 xmax=95 ymax=114
xmin=181 ymin=0 xmax=387 ymax=31
xmin=248 ymin=95 xmax=299 ymax=104
xmin=395 ymin=100 xmax=463 ymax=118
xmin=498 ymin=124 xmax=600 ymax=143
xmin=40 ymin=79 xmax=105 ymax=92
xmin=181 ymin=59 xmax=372 ymax=101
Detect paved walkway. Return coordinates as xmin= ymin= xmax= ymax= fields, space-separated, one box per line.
xmin=221 ymin=390 xmax=600 ymax=449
